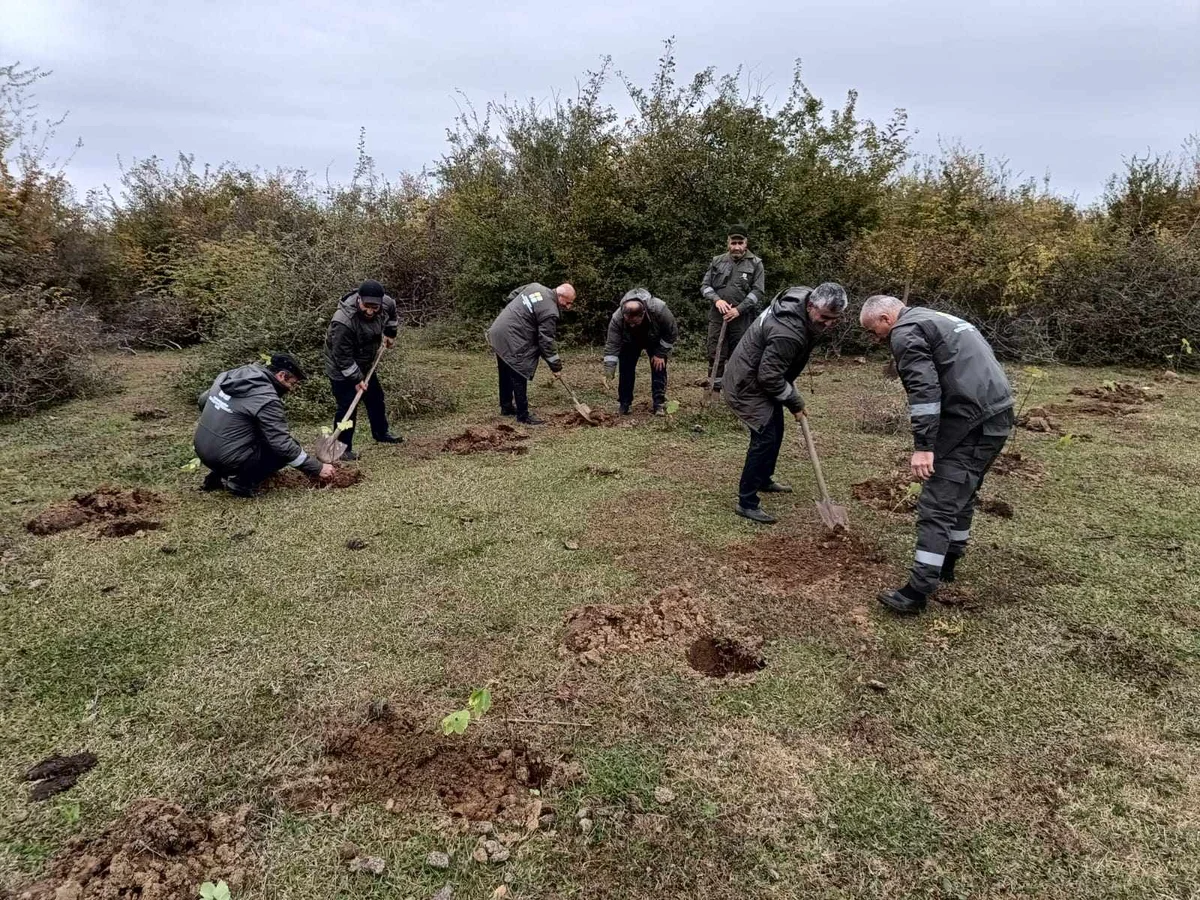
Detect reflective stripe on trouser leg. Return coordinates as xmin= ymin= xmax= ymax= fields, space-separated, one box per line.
xmin=910 ymin=469 xmax=971 ymax=595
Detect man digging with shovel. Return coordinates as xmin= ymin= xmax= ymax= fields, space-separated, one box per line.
xmin=723 ymin=283 xmax=849 ymax=524
xmin=324 ymin=280 xmax=403 ymax=460
xmin=860 ymin=295 xmax=1015 ymax=615
xmin=194 ymin=353 xmax=334 ymax=497
xmin=486 ymin=281 xmax=576 ymax=425
xmin=603 ymin=288 xmax=679 ymax=416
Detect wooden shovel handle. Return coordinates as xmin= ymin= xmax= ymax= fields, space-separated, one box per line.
xmin=704 ymin=319 xmax=729 ymax=407
xmin=799 ymin=415 xmax=833 ymax=504
xmin=339 ymin=343 xmax=388 ymax=425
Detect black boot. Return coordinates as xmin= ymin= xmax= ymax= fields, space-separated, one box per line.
xmin=375 ymin=432 xmax=403 ymax=444
xmin=878 ymin=584 xmax=928 ymax=615
xmin=517 ymin=413 xmax=545 ymax=426
xmin=735 ymin=504 xmax=777 ymax=525
xmin=500 ymin=404 xmax=517 ymax=417
xmin=940 ymin=553 xmax=961 ymax=582
xmin=619 ymin=403 xmax=631 ymax=415
xmin=224 ymin=477 xmax=256 ymax=499
xmin=762 ymin=479 xmax=793 ymax=493
xmin=201 ymin=470 xmax=224 ymax=492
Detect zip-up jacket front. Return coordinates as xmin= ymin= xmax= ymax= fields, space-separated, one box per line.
xmin=700 ymin=251 xmax=766 ymax=316
xmin=323 ymin=290 xmax=399 ymax=383
xmin=603 ymin=293 xmax=679 ymax=366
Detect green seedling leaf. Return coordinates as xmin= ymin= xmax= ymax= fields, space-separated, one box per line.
xmin=904 ymin=482 xmax=922 ymax=498
xmin=199 ymin=882 xmax=231 ymax=900
xmin=180 ymin=457 xmax=201 ymax=472
xmin=1182 ymin=337 xmax=1193 ymax=355
xmin=442 ymin=710 xmax=471 ymax=735
xmin=258 ymin=353 xmax=272 ymax=365
xmin=1056 ymin=433 xmax=1076 ymax=448
xmin=665 ymin=400 xmax=680 ymax=415
xmin=318 ymin=426 xmax=333 ymax=437
xmin=468 ymin=688 xmax=492 ymax=717
xmin=1101 ymin=380 xmax=1117 ymax=392
xmin=1023 ymin=366 xmax=1045 ymax=380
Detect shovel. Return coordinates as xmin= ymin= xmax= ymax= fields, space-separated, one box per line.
xmin=798 ymin=415 xmax=849 ymax=532
xmin=702 ymin=319 xmax=729 ymax=409
xmin=553 ymin=371 xmax=595 ymax=424
xmin=314 ymin=343 xmax=387 ymax=463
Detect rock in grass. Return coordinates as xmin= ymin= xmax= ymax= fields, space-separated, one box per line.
xmin=654 ymin=787 xmax=676 ymax=805
xmin=349 ymin=856 xmax=386 ymax=876
xmin=426 ymin=851 xmax=451 ymax=870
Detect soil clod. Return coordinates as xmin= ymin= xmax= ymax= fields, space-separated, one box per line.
xmin=562 ymin=587 xmax=709 ymax=662
xmin=686 ymin=635 xmax=765 ymax=677
xmin=852 ymin=471 xmax=920 ymax=512
xmin=26 ymin=487 xmax=165 ymax=538
xmin=443 ymin=424 xmax=530 ymax=455
xmin=1070 ymin=382 xmax=1162 ymax=404
xmin=16 ymin=799 xmax=254 ymax=900
xmin=132 ymin=406 xmax=170 ymax=420
xmin=24 ymin=752 xmax=98 ymax=800
xmin=262 ymin=467 xmax=364 ymax=491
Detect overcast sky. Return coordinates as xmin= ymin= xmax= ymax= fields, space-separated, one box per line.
xmin=3 ymin=0 xmax=1197 ymax=206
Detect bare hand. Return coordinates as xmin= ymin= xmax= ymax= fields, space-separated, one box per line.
xmin=383 ymin=336 xmax=396 ymax=350
xmin=355 ymin=380 xmax=368 ymax=393
xmin=723 ymin=306 xmax=740 ymax=322
xmin=651 ymin=356 xmax=665 ymax=372
xmin=715 ymin=299 xmax=732 ymax=316
xmin=793 ymin=408 xmax=807 ymax=421
xmin=318 ymin=463 xmax=335 ymax=480
xmin=911 ymin=451 xmax=935 ymax=481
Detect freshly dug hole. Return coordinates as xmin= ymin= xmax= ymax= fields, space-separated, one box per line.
xmin=262 ymin=467 xmax=365 ymax=491
xmin=443 ymin=423 xmax=529 ymax=454
xmin=26 ymin=487 xmax=165 ymax=537
xmin=686 ymin=636 xmax=766 ymax=677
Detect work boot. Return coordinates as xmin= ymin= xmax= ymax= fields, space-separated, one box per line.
xmin=341 ymin=450 xmax=360 ymax=462
xmin=517 ymin=413 xmax=545 ymax=426
xmin=940 ymin=553 xmax=962 ymax=582
xmin=619 ymin=403 xmax=631 ymax=415
xmin=500 ymin=404 xmax=517 ymax=417
xmin=375 ymin=432 xmax=403 ymax=444
xmin=223 ymin=478 xmax=256 ymax=499
xmin=201 ymin=470 xmax=224 ymax=492
xmin=735 ymin=505 xmax=777 ymax=525
xmin=877 ymin=585 xmax=928 ymax=615
xmin=652 ymin=403 xmax=666 ymax=416
xmin=762 ymin=479 xmax=793 ymax=493
xmin=711 ymin=380 xmax=723 ymax=394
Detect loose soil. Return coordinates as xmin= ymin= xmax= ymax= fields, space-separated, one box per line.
xmin=990 ymin=451 xmax=1046 ymax=481
xmin=546 ymin=409 xmax=624 ymax=429
xmin=16 ymin=799 xmax=254 ymax=900
xmin=852 ymin=470 xmax=919 ymax=513
xmin=262 ymin=467 xmax=365 ymax=491
xmin=978 ymin=497 xmax=1015 ymax=518
xmin=131 ymin=406 xmax=170 ymax=421
xmin=278 ymin=716 xmax=580 ymax=824
xmin=561 ymin=586 xmax=711 ymax=663
xmin=24 ymin=752 xmax=98 ymax=801
xmin=686 ymin=636 xmax=765 ymax=677
xmin=1050 ymin=398 xmax=1137 ymax=418
xmin=1018 ymin=407 xmax=1063 ymax=434
xmin=1066 ymin=624 xmax=1181 ymax=697
xmin=442 ymin=423 xmax=530 ymax=455
xmin=1070 ymin=383 xmax=1163 ymax=404
xmin=25 ymin=487 xmax=165 ymax=538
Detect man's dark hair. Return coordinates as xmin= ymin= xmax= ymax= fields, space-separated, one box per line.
xmin=358 ymin=280 xmax=386 ymax=303
xmin=268 ymin=353 xmax=307 ymax=381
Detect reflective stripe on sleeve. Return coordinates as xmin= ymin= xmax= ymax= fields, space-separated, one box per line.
xmin=546 ymin=354 xmax=561 ymax=364
xmin=773 ymin=384 xmax=796 ymax=403
xmin=341 ymin=365 xmax=360 ymax=377
xmin=603 ymin=355 xmax=618 ymax=365
xmin=909 ymin=402 xmax=942 ymax=418
xmin=289 ymin=451 xmax=309 ymax=468
xmin=659 ymin=341 xmax=674 ymax=350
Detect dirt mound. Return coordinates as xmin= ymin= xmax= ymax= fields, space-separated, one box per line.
xmin=990 ymin=451 xmax=1046 ymax=481
xmin=132 ymin=406 xmax=170 ymax=421
xmin=561 ymin=587 xmax=710 ymax=663
xmin=978 ymin=497 xmax=1014 ymax=518
xmin=278 ymin=718 xmax=579 ymax=823
xmin=853 ymin=470 xmax=920 ymax=513
xmin=26 ymin=487 xmax=165 ymax=538
xmin=1018 ymin=407 xmax=1064 ymax=434
xmin=262 ymin=467 xmax=365 ymax=491
xmin=16 ymin=799 xmax=254 ymax=900
xmin=24 ymin=752 xmax=98 ymax=801
xmin=443 ymin=423 xmax=530 ymax=455
xmin=546 ymin=409 xmax=623 ymax=429
xmin=686 ymin=636 xmax=765 ymax=677
xmin=1070 ymin=382 xmax=1163 ymax=404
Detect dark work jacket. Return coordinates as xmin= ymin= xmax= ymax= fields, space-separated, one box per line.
xmin=194 ymin=364 xmax=321 ymax=475
xmin=323 ymin=290 xmax=399 ymax=382
xmin=722 ymin=288 xmax=816 ymax=431
xmin=700 ymin=251 xmax=766 ymax=316
xmin=603 ymin=294 xmax=679 ymax=365
xmin=889 ymin=306 xmax=1014 ymax=455
xmin=486 ymin=283 xmax=561 ymax=380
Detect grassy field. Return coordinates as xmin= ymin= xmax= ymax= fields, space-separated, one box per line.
xmin=2 ymin=342 xmax=1198 ymax=899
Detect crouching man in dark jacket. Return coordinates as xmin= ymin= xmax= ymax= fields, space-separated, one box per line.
xmin=723 ymin=283 xmax=848 ymax=524
xmin=603 ymin=288 xmax=679 ymax=415
xmin=486 ymin=281 xmax=576 ymax=425
xmin=194 ymin=353 xmax=333 ymax=497
xmin=860 ymin=295 xmax=1015 ymax=614
xmin=324 ymin=280 xmax=403 ymax=460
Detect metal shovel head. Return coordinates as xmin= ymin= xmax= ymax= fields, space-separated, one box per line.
xmin=313 ymin=434 xmax=348 ymax=464
xmin=816 ymin=500 xmax=850 ymax=533
xmin=574 ymin=400 xmax=596 ymax=424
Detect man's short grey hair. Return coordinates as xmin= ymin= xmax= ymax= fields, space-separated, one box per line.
xmin=810 ymin=282 xmax=849 ymax=314
xmin=859 ymin=294 xmax=905 ymax=325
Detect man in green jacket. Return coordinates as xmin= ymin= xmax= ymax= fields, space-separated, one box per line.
xmin=701 ymin=224 xmax=765 ymax=392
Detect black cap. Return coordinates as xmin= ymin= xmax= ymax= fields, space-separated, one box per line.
xmin=268 ymin=353 xmax=307 ymax=381
xmin=358 ymin=280 xmax=385 ymax=305
xmin=728 ymin=223 xmax=748 ymax=240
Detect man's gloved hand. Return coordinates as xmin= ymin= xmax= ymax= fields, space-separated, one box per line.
xmin=604 ymin=364 xmax=616 ymax=386
xmin=548 ymin=358 xmax=564 ymax=374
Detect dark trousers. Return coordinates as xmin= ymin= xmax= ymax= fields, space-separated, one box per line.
xmin=706 ymin=308 xmax=749 ymax=386
xmin=738 ymin=404 xmax=786 ymax=509
xmin=497 ymin=357 xmax=529 ymax=416
xmin=204 ymin=446 xmax=288 ymax=491
xmin=909 ymin=417 xmax=1011 ymax=594
xmin=618 ymin=343 xmax=667 ymax=406
xmin=330 ymin=374 xmax=389 ymax=451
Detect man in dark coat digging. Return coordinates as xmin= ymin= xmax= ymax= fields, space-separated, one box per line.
xmin=700 ymin=224 xmax=766 ymax=392
xmin=722 ymin=283 xmax=848 ymax=524
xmin=602 ymin=288 xmax=679 ymax=415
xmin=194 ymin=353 xmax=334 ymax=497
xmin=324 ymin=279 xmax=403 ymax=460
xmin=859 ymin=294 xmax=1014 ymax=615
xmin=486 ymin=281 xmax=576 ymax=425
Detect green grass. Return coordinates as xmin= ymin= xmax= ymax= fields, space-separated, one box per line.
xmin=2 ymin=341 xmax=1198 ymax=898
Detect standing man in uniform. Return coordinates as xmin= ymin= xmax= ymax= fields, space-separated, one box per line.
xmin=324 ymin=279 xmax=403 ymax=460
xmin=723 ymin=283 xmax=849 ymax=523
xmin=700 ymin=224 xmax=765 ymax=392
xmin=602 ymin=287 xmax=679 ymax=415
xmin=486 ymin=281 xmax=576 ymax=425
xmin=859 ymin=295 xmax=1015 ymax=615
